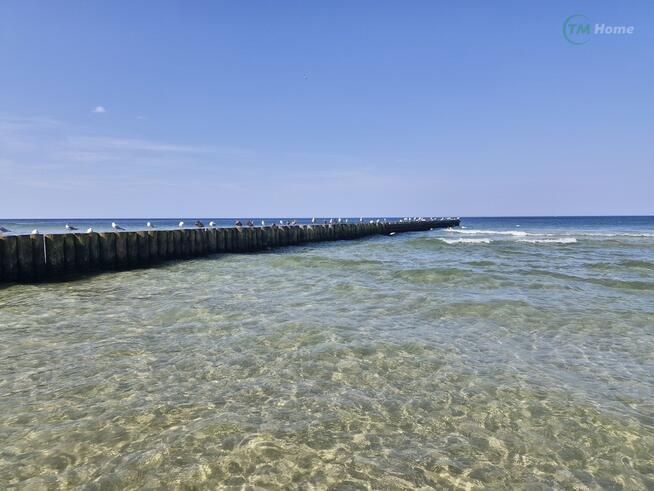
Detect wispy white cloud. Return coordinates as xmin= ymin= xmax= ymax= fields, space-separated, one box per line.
xmin=92 ymin=106 xmax=106 ymax=114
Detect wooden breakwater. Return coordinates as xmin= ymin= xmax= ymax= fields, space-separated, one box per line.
xmin=0 ymin=218 xmax=459 ymax=283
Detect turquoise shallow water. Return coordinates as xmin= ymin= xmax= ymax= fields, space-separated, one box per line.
xmin=1 ymin=217 xmax=654 ymax=489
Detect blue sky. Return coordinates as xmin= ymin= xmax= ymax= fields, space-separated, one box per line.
xmin=1 ymin=1 xmax=652 ymax=218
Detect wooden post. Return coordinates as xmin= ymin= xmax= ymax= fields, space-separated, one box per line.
xmin=148 ymin=231 xmax=158 ymax=261
xmin=126 ymin=232 xmax=139 ymax=267
xmin=166 ymin=230 xmax=175 ymax=258
xmin=158 ymin=231 xmax=168 ymax=258
xmin=74 ymin=233 xmax=91 ymax=273
xmin=208 ymin=228 xmax=217 ymax=253
xmin=89 ymin=232 xmax=101 ymax=269
xmin=180 ymin=229 xmax=191 ymax=257
xmin=16 ymin=235 xmax=34 ymax=282
xmin=99 ymin=233 xmax=116 ymax=269
xmin=32 ymin=234 xmax=46 ymax=279
xmin=0 ymin=236 xmax=18 ymax=282
xmin=115 ymin=232 xmax=129 ymax=269
xmin=45 ymin=234 xmax=65 ymax=276
xmin=137 ymin=232 xmax=150 ymax=264
xmin=63 ymin=234 xmax=76 ymax=273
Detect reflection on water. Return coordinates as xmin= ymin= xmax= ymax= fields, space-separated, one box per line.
xmin=1 ymin=217 xmax=654 ymax=489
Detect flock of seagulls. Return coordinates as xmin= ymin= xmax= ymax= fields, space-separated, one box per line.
xmin=0 ymin=217 xmax=455 ymax=236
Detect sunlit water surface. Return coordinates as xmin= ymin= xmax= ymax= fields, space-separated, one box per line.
xmin=1 ymin=217 xmax=653 ymax=489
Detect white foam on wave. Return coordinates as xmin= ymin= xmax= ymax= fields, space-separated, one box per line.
xmin=570 ymin=232 xmax=654 ymax=238
xmin=439 ymin=238 xmax=492 ymax=245
xmin=444 ymin=228 xmax=531 ymax=237
xmin=518 ymin=238 xmax=577 ymax=244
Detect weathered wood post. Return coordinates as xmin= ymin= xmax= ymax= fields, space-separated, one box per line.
xmin=63 ymin=234 xmax=76 ymax=273
xmin=148 ymin=231 xmax=158 ymax=261
xmin=216 ymin=228 xmax=225 ymax=252
xmin=172 ymin=230 xmax=181 ymax=258
xmin=166 ymin=230 xmax=175 ymax=258
xmin=126 ymin=232 xmax=139 ymax=267
xmin=99 ymin=233 xmax=116 ymax=270
xmin=208 ymin=228 xmax=217 ymax=253
xmin=88 ymin=232 xmax=101 ymax=269
xmin=180 ymin=229 xmax=191 ymax=257
xmin=32 ymin=233 xmax=46 ymax=279
xmin=115 ymin=232 xmax=129 ymax=269
xmin=0 ymin=236 xmax=18 ymax=282
xmin=158 ymin=231 xmax=168 ymax=258
xmin=74 ymin=233 xmax=91 ymax=273
xmin=136 ymin=232 xmax=150 ymax=264
xmin=45 ymin=234 xmax=65 ymax=276
xmin=16 ymin=235 xmax=34 ymax=282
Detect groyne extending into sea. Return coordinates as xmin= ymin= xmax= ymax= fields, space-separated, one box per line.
xmin=0 ymin=218 xmax=459 ymax=283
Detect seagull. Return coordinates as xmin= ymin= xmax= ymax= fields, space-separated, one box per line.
xmin=209 ymin=221 xmax=216 ymax=227
xmin=65 ymin=223 xmax=78 ymax=231
xmin=235 ymin=219 xmax=243 ymax=226
xmin=279 ymin=220 xmax=284 ymax=225
xmin=87 ymin=228 xmax=94 ymax=233
xmin=389 ymin=232 xmax=396 ymax=236
xmin=112 ymin=222 xmax=125 ymax=231
xmin=359 ymin=218 xmax=363 ymax=223
xmin=195 ymin=220 xmax=205 ymax=228
xmin=31 ymin=229 xmax=39 ymax=234
xmin=345 ymin=218 xmax=349 ymax=223
xmin=337 ymin=218 xmax=342 ymax=223
xmin=261 ymin=220 xmax=265 ymax=226
xmin=329 ymin=219 xmax=334 ymax=224
xmin=178 ymin=221 xmax=184 ymax=228
xmin=146 ymin=222 xmax=155 ymax=229
xmin=0 ymin=226 xmax=11 ymax=233
xmin=311 ymin=217 xmax=316 ymax=223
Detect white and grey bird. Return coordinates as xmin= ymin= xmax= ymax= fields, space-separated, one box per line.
xmin=87 ymin=228 xmax=94 ymax=233
xmin=311 ymin=217 xmax=316 ymax=223
xmin=178 ymin=221 xmax=184 ymax=228
xmin=31 ymin=229 xmax=39 ymax=234
xmin=146 ymin=222 xmax=154 ymax=229
xmin=209 ymin=221 xmax=216 ymax=227
xmin=337 ymin=218 xmax=342 ymax=223
xmin=111 ymin=222 xmax=125 ymax=231
xmin=359 ymin=217 xmax=363 ymax=223
xmin=65 ymin=223 xmax=78 ymax=231
xmin=279 ymin=220 xmax=284 ymax=225
xmin=261 ymin=220 xmax=265 ymax=226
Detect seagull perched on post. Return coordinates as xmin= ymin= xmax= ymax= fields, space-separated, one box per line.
xmin=195 ymin=220 xmax=205 ymax=228
xmin=65 ymin=223 xmax=78 ymax=231
xmin=87 ymin=228 xmax=94 ymax=233
xmin=31 ymin=229 xmax=39 ymax=235
xmin=146 ymin=222 xmax=155 ymax=229
xmin=311 ymin=217 xmax=316 ymax=223
xmin=209 ymin=221 xmax=216 ymax=227
xmin=178 ymin=221 xmax=184 ymax=228
xmin=261 ymin=220 xmax=265 ymax=226
xmin=112 ymin=222 xmax=124 ymax=231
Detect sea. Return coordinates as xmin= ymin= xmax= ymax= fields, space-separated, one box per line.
xmin=1 ymin=216 xmax=653 ymax=489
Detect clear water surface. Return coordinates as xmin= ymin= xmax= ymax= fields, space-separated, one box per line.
xmin=1 ymin=217 xmax=653 ymax=489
